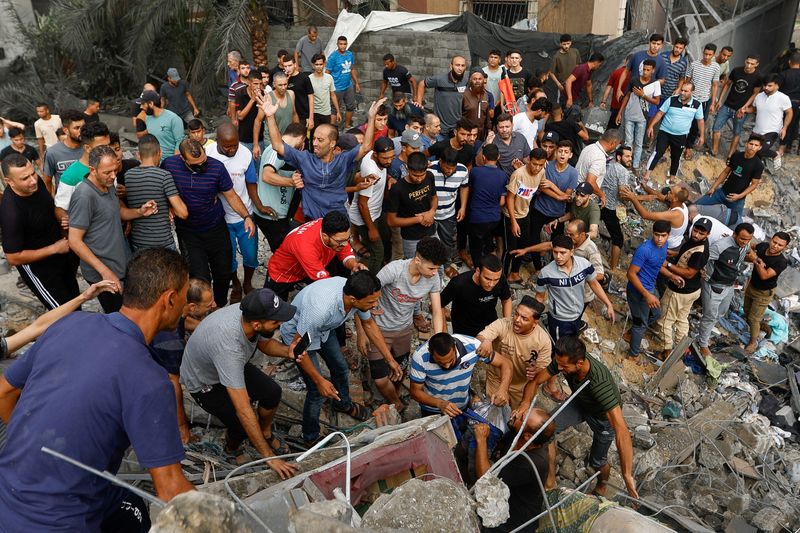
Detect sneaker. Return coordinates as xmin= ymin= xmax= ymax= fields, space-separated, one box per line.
xmin=774 ymin=153 xmax=782 ymax=170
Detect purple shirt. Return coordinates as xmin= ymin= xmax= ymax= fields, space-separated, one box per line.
xmin=162 ymin=154 xmax=233 ymax=232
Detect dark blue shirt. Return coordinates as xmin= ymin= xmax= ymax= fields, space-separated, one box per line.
xmin=152 ymin=317 xmax=187 ymax=375
xmin=0 ymin=312 xmax=184 ymax=532
xmin=283 ymin=144 xmax=360 ymax=219
xmin=628 ymin=238 xmax=668 ymax=292
xmin=467 ymin=165 xmax=508 ymax=224
xmin=628 ymin=50 xmax=667 ymax=81
xmin=162 ymin=154 xmax=233 ymax=232
xmin=535 ymin=161 xmax=578 ymax=218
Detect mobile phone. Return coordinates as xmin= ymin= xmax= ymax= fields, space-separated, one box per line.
xmin=293 ymin=332 xmax=311 ymax=359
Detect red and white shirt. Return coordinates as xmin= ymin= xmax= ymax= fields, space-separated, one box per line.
xmin=267 ymin=218 xmax=355 ymax=283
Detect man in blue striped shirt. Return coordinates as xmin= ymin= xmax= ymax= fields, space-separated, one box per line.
xmin=429 ymin=147 xmax=469 ymax=263
xmin=410 ymin=332 xmax=511 ymax=417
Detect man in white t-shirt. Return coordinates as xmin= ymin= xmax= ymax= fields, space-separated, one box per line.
xmin=512 ymin=97 xmax=551 ymax=151
xmin=617 ymin=59 xmax=661 ymax=169
xmin=207 ymin=124 xmax=257 ymax=301
xmin=575 ymin=129 xmax=622 ymax=207
xmin=746 ymin=74 xmax=793 ymax=168
xmin=34 ymin=103 xmax=62 ymax=155
xmin=349 ymin=137 xmax=395 ymax=273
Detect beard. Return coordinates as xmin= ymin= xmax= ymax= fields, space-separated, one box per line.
xmin=451 ymin=70 xmax=464 ymax=82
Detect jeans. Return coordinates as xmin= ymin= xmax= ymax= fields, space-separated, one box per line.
xmin=697 ymin=280 xmax=735 ymax=348
xmin=177 ymin=221 xmax=233 ymax=308
xmin=696 ymin=187 xmax=743 ymax=226
xmin=300 ymin=333 xmax=354 ymax=441
xmin=227 ymin=219 xmax=259 ymax=271
xmin=402 ymin=238 xmax=420 ymax=259
xmin=624 ymin=119 xmax=646 ymax=168
xmin=555 ymin=401 xmax=616 ymax=468
xmin=712 ymin=104 xmax=747 ymax=136
xmin=626 ymin=285 xmax=661 ymax=356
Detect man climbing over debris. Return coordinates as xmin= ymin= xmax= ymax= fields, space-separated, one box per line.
xmin=744 ymin=231 xmax=790 ymax=353
xmin=513 ymin=335 xmax=639 ymax=500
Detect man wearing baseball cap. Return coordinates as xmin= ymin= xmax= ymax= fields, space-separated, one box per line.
xmin=348 ymin=136 xmax=395 ymax=273
xmin=137 ymin=89 xmax=184 ymax=161
xmin=656 ymin=217 xmax=710 ymax=360
xmin=552 ymin=181 xmax=600 ymax=240
xmin=159 ymin=67 xmax=200 ymax=125
xmin=181 ymin=288 xmax=314 ymax=479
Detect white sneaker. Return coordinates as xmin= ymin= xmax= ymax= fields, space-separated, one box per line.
xmin=774 ymin=153 xmax=782 ymax=170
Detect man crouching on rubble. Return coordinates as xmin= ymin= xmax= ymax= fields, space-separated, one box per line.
xmin=474 ymin=407 xmax=554 ymax=532
xmin=513 ymin=335 xmax=639 ymax=500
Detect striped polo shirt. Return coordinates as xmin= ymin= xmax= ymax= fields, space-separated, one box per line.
xmin=659 ymin=50 xmax=689 ymax=96
xmin=546 ymin=354 xmax=621 ymax=418
xmin=659 ymin=95 xmax=704 ymax=136
xmin=429 ymin=161 xmax=469 ymax=221
xmin=161 ymin=154 xmax=233 ymax=233
xmin=686 ymin=60 xmax=720 ymax=103
xmin=535 ymin=255 xmax=596 ymax=321
xmin=124 ymin=166 xmax=180 ymax=250
xmin=410 ymin=334 xmax=488 ymax=412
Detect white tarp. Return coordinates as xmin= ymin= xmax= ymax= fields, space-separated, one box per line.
xmin=323 ymin=9 xmax=457 ymax=57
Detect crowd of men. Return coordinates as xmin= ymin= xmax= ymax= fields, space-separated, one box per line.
xmin=0 ymin=25 xmax=795 ymax=532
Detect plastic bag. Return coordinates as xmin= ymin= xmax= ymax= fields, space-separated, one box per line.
xmin=472 ymin=400 xmax=512 ymax=434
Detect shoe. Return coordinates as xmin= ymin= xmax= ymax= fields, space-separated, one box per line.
xmin=773 ymin=153 xmax=782 ymax=171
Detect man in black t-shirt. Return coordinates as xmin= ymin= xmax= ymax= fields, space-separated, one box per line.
xmin=380 ymin=53 xmax=416 ymax=98
xmin=0 ymin=154 xmax=79 ymax=309
xmin=711 ymin=56 xmax=763 ymax=158
xmin=426 ymin=118 xmax=474 ymax=167
xmin=779 ymin=53 xmax=800 ymax=153
xmin=698 ymin=134 xmax=764 ymax=226
xmin=385 ymin=151 xmax=438 ymax=259
xmin=744 ymin=231 xmax=790 ymax=353
xmin=474 ymin=407 xmax=553 ymax=532
xmin=284 ymin=56 xmax=315 ymax=130
xmin=502 ymin=50 xmax=533 ymax=102
xmin=0 ymin=127 xmax=41 ymax=171
xmin=544 ymin=104 xmax=589 ymax=164
xmin=656 ymin=218 xmax=710 ymax=360
xmin=440 ymin=255 xmax=512 ymax=336
xmin=235 ymin=69 xmax=264 ymax=156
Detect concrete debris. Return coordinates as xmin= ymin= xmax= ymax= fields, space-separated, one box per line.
xmin=749 ymin=507 xmax=788 ymax=533
xmin=632 ymin=426 xmax=656 ymax=449
xmin=472 ymin=473 xmax=510 ymax=528
xmin=692 ymin=493 xmax=718 ymax=515
xmin=150 ymin=491 xmax=252 ymax=533
xmin=361 ymin=478 xmax=479 ymax=533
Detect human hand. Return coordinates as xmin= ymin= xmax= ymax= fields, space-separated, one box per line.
xmin=51 ymin=238 xmax=70 ymax=254
xmin=615 ymin=114 xmax=622 ymax=126
xmin=59 ymin=214 xmax=69 ymax=230
xmin=606 ymin=303 xmax=616 ymax=323
xmin=193 ymin=108 xmax=201 ymax=118
xmin=306 ymin=117 xmax=314 ymax=130
xmin=511 ymin=220 xmax=521 ymax=237
xmin=618 ymin=186 xmax=634 ymax=201
xmin=526 ymin=362 xmax=542 ymax=381
xmin=268 ymin=458 xmax=298 ymax=480
xmin=624 ymin=474 xmax=639 ymax=500
xmin=697 ymin=136 xmax=705 ymax=147
xmin=368 ymin=97 xmax=388 ymax=118
xmin=116 ymin=184 xmax=127 ymax=199
xmin=510 ymin=402 xmax=530 ymax=423
xmin=316 ymin=378 xmax=341 ymax=401
xmin=355 ymin=82 xmax=362 ymax=93
xmin=252 ymin=144 xmax=261 ymax=160
xmin=671 ymin=275 xmax=685 ymax=288
xmin=566 ymin=99 xmax=573 ymax=109
xmin=780 ymin=127 xmax=787 ymax=140
xmin=511 ymin=158 xmax=524 ymax=169
xmin=387 ymin=359 xmax=403 ymax=382
xmin=456 ymin=208 xmax=466 ymax=222
xmin=736 ymin=108 xmax=745 ymax=119
xmin=138 ymin=200 xmax=158 ymax=217
xmin=706 ymin=186 xmax=716 ymax=196
xmin=351 ymin=262 xmax=369 ymax=272
xmin=258 ymin=204 xmax=277 ymax=218
xmin=599 ymin=193 xmax=607 ymax=208
xmin=420 ymin=211 xmax=434 ymax=226
xmin=486 ymin=131 xmax=496 ymax=144
xmin=600 ymin=101 xmax=606 ymax=109
xmin=477 ymin=339 xmax=494 ymax=357
xmin=368 ymin=227 xmax=380 ymax=242
xmin=647 ymin=127 xmax=654 ymax=139
xmin=83 ymin=279 xmax=120 ymax=300
xmin=474 ymin=423 xmax=490 ymax=441
xmin=491 ymin=389 xmax=509 ymax=406
xmin=726 ymin=192 xmax=741 ymax=202
xmin=547 ymin=219 xmax=559 ymax=231
xmin=292 ymin=171 xmax=304 ymax=189
xmin=509 ymin=248 xmax=526 ymax=257
xmin=438 ymin=400 xmax=462 ymax=418
xmin=357 ymin=333 xmax=369 ymax=357
xmin=244 ymin=216 xmax=256 ymax=237
xmin=257 ymin=93 xmax=278 ymax=117
xmin=646 ymin=293 xmax=661 ymax=308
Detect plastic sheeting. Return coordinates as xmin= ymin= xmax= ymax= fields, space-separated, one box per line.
xmin=323 ymin=9 xmax=457 ymax=57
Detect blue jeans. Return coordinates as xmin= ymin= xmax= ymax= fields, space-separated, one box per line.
xmin=626 ymin=285 xmax=661 ymax=356
xmin=624 ymin=120 xmax=646 ymax=168
xmin=300 ymin=333 xmax=353 ymax=441
xmin=696 ymin=187 xmax=743 ymax=226
xmin=227 ymin=220 xmax=259 ymax=271
xmin=712 ymin=105 xmax=747 ymax=136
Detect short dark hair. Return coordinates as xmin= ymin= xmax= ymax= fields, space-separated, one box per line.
xmin=551 ymin=234 xmax=573 ymax=250
xmin=560 ymin=34 xmax=572 ymax=43
xmin=407 ymin=151 xmax=428 ymax=171
xmin=746 ymin=54 xmax=760 ymax=62
xmin=649 ymin=33 xmax=664 ymax=42
xmin=0 ymin=152 xmax=28 ymax=176
xmin=556 ymin=140 xmax=574 ymax=151
xmin=735 ymin=222 xmax=755 ymax=235
xmin=505 ymin=49 xmax=521 ymax=57
xmin=674 ymin=37 xmax=689 ymax=46
xmin=7 ymin=127 xmax=23 ymax=138
xmin=530 ymin=97 xmax=552 ymax=113
xmin=642 ymin=58 xmax=657 ymax=69
xmin=187 ymin=118 xmax=204 ymax=131
xmin=440 ymin=147 xmax=460 ymax=166
xmin=529 ymin=147 xmax=547 ymax=161
xmin=704 ymin=43 xmax=717 ymax=53
xmin=519 ymin=295 xmax=544 ymax=318
xmin=383 ymin=53 xmax=395 ymax=62
xmin=123 ymin=248 xmax=189 ymax=310
xmin=311 ymin=53 xmax=325 ymax=63
xmin=277 ymin=49 xmax=289 ymax=59
xmin=488 ymin=49 xmax=502 ymax=57
xmin=721 ymin=46 xmax=733 ymax=53
xmin=187 ymin=278 xmax=212 ymax=304
xmin=764 ymin=73 xmax=781 ymax=86
xmin=109 ymin=132 xmax=120 ymax=146
xmin=343 ymin=270 xmax=381 ymax=299
xmin=554 ymin=335 xmax=586 ymax=364
xmin=407 ymin=115 xmax=425 ymax=128
xmin=36 ymin=102 xmax=49 ymax=109
xmin=747 ymin=133 xmax=764 ymax=145
xmin=496 ymin=113 xmax=513 ymax=125
xmin=774 ymin=231 xmax=791 ymax=244
xmin=588 ymin=52 xmax=605 ymax=63
xmin=284 ymin=122 xmax=306 ymax=138
xmin=480 ymin=254 xmax=503 ymax=273
xmin=455 ymin=118 xmax=475 ymax=132
xmin=88 ymin=145 xmax=116 ymax=169
xmin=179 ymin=138 xmax=204 ymax=158
xmin=80 ymin=121 xmax=110 ymax=145
xmin=393 ymin=91 xmax=407 ymax=103
xmin=61 ymin=109 xmax=85 ymax=126
xmin=481 ymin=143 xmax=499 ymax=161
xmin=429 ymin=332 xmax=455 ymax=358
xmin=337 ymin=35 xmax=347 ymax=43
xmin=137 ymin=134 xmax=161 ymax=159
xmin=616 ymin=145 xmax=632 ymax=157
xmin=653 ymin=220 xmax=672 ymax=234
xmin=416 ymin=236 xmax=449 ymax=265
xmin=321 ymin=211 xmax=350 ymax=234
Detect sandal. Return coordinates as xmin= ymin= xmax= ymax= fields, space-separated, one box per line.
xmin=335 ymin=402 xmax=371 ymax=421
xmin=413 ymin=314 xmax=431 ymax=333
xmin=265 ymin=432 xmax=290 ymax=455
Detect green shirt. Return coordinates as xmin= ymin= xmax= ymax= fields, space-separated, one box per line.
xmin=570 ymin=200 xmax=601 ymax=229
xmin=54 ymin=160 xmax=90 ymax=211
xmin=546 ymin=356 xmax=621 ymax=418
xmin=145 ymin=110 xmax=185 ymax=161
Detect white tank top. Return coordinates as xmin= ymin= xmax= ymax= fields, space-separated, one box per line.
xmin=667 ymin=204 xmax=688 ymax=249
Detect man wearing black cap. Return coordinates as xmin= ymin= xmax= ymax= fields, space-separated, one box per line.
xmin=552 ymin=181 xmax=600 ymax=240
xmin=137 ymin=90 xmax=185 ymax=162
xmin=180 ymin=289 xmax=311 ymax=478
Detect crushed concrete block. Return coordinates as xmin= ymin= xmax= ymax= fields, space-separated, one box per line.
xmin=728 ymin=494 xmax=751 ymax=514
xmin=150 ymin=491 xmax=252 ymax=532
xmin=361 ymin=478 xmax=479 ymax=532
xmin=289 ymin=499 xmax=360 ymax=533
xmin=558 ymin=431 xmax=593 ymax=461
xmin=633 ymin=447 xmax=665 ymax=477
xmin=735 ymin=423 xmax=772 ymax=454
xmin=774 ymin=406 xmax=796 ymax=427
xmin=750 ymin=507 xmax=788 ymax=533
xmin=473 ymin=473 xmax=510 ymax=528
xmin=698 ymin=442 xmax=726 ymax=470
xmin=724 ymin=516 xmax=757 ymax=533
xmin=623 ymin=404 xmax=649 ymax=428
xmin=632 ymin=426 xmax=656 ymax=449
xmin=558 ymin=455 xmax=577 ymax=481
xmin=693 ymin=493 xmax=718 ymax=515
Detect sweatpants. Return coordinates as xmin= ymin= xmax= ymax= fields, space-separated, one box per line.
xmin=16 ymin=253 xmax=80 ymax=310
xmin=177 ymin=221 xmax=233 ymax=308
xmin=657 ymin=287 xmax=701 ymax=350
xmin=697 ymin=280 xmax=734 ymax=348
xmin=647 ymin=130 xmax=687 ymax=177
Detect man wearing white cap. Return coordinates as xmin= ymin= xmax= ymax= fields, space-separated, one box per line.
xmin=160 ymin=67 xmax=200 ymax=124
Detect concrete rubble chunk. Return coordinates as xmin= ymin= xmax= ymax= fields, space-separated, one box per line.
xmin=692 ymin=493 xmax=718 ymax=515
xmin=633 ymin=426 xmax=656 ymax=449
xmin=473 ymin=473 xmax=510 ymax=528
xmin=735 ymin=422 xmax=773 ymax=455
xmin=361 ymin=478 xmax=479 ymax=532
xmin=774 ymin=405 xmax=795 ymax=427
xmin=622 ymin=404 xmax=649 ymax=428
xmin=289 ymin=500 xmax=365 ymax=533
xmin=724 ymin=516 xmax=757 ymax=533
xmin=728 ymin=494 xmax=751 ymax=515
xmin=150 ymin=491 xmax=252 ymax=532
xmin=750 ymin=506 xmax=788 ymax=533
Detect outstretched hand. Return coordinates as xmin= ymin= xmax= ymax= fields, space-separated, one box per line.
xmin=368 ymin=97 xmax=388 ymax=118
xmin=256 ymin=92 xmax=278 ymax=117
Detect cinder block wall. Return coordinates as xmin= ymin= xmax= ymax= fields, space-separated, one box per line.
xmin=268 ymin=26 xmax=471 ymax=104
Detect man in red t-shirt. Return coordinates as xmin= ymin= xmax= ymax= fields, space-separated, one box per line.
xmin=266 ymin=211 xmax=366 ymax=300
xmin=564 ymin=53 xmax=605 ymax=121
xmin=600 ymin=57 xmax=631 ymax=131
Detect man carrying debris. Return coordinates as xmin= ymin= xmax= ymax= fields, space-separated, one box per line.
xmin=181 ymin=288 xmax=302 ymax=478
xmin=743 ymin=231 xmax=790 ymax=353
xmin=697 ymin=222 xmax=754 ymax=358
xmin=656 ymin=217 xmax=712 ymax=361
xmin=476 ymin=296 xmax=553 ymax=408
xmin=474 ymin=407 xmax=554 ymax=532
xmin=514 ymin=335 xmax=639 ymax=500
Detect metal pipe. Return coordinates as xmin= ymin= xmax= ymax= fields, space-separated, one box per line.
xmin=297 ymin=431 xmax=352 ymax=504
xmin=40 ymin=447 xmax=166 ymax=508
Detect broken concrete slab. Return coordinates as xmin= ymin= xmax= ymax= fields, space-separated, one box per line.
xmin=724 ymin=516 xmax=757 ymax=533
xmin=645 ymin=336 xmax=693 ymax=395
xmin=750 ymin=506 xmax=790 ymax=533
xmin=150 ymin=491 xmax=253 ymax=532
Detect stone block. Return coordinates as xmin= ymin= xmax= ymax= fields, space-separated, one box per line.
xmin=735 ymin=423 xmax=772 ymax=455
xmin=725 ymin=516 xmax=757 ymax=533
xmin=632 ymin=426 xmax=656 ymax=449
xmin=774 ymin=405 xmax=796 ymax=427
xmin=558 ymin=430 xmax=593 ymax=461
xmin=151 ymin=492 xmax=252 ymax=532
xmin=558 ymin=455 xmax=576 ymax=481
xmin=750 ymin=507 xmax=787 ymax=533
xmin=622 ymin=404 xmax=649 ymax=428
xmin=693 ymin=493 xmax=718 ymax=515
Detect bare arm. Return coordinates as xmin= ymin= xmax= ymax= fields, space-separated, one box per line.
xmin=564 ymin=74 xmax=577 ymax=105
xmin=0 ymin=116 xmax=24 ymax=129
xmin=379 ymin=80 xmax=388 ymax=98
xmin=5 ymin=238 xmax=69 ymax=267
xmin=501 ymin=297 xmax=513 ymax=318
xmin=150 ymin=463 xmax=195 ymax=501
xmin=414 ymin=79 xmax=427 ymax=107
xmin=168 ymin=374 xmax=191 ymax=443
xmin=68 ymin=227 xmax=119 ymax=283
xmin=167 ymin=194 xmax=189 ymax=219
xmin=186 ymin=91 xmax=199 ymax=114
xmin=430 ymin=292 xmax=445 ymax=334
xmin=0 ymin=377 xmax=21 ymax=423
xmin=607 ymin=406 xmax=639 ymax=498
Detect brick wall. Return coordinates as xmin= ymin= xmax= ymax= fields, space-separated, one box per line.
xmin=268 ymin=26 xmax=470 ymax=104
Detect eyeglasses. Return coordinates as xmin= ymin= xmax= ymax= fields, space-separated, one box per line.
xmin=327 ymin=235 xmax=350 ymax=247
